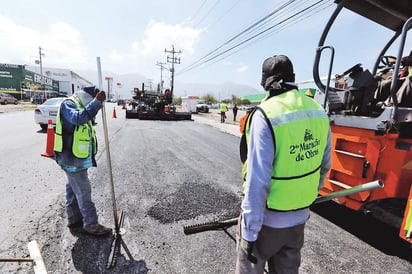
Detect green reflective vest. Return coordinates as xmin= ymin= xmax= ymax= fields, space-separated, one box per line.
xmin=54 ymin=97 xmax=97 ymax=159
xmin=220 ymin=103 xmax=227 ymax=112
xmin=244 ymin=89 xmax=329 ymax=211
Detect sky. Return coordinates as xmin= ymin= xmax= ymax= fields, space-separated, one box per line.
xmin=1 ymin=0 xmax=410 ymax=98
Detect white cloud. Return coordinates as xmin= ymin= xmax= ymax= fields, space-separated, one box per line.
xmin=237 ymin=64 xmax=248 ymax=73
xmin=0 ymin=16 xmax=88 ymax=68
xmin=105 ymin=20 xmax=205 ymax=76
xmin=140 ymin=20 xmax=204 ymax=57
xmin=0 ymin=16 xmax=204 ymax=79
xmin=0 ymin=16 xmax=41 ymax=65
xmin=50 ymin=22 xmax=80 ymax=42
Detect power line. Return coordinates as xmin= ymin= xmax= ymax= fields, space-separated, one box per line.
xmin=202 ymin=1 xmax=333 ymax=71
xmin=190 ymin=0 xmax=208 ymax=22
xmin=206 ymin=0 xmax=242 ymax=30
xmin=193 ymin=0 xmax=222 ymax=28
xmin=178 ymin=0 xmax=328 ymax=75
xmin=179 ymin=0 xmax=297 ymax=74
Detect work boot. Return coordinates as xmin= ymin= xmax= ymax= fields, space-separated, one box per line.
xmin=83 ymin=224 xmax=112 ymax=236
xmin=67 ymin=220 xmax=83 ymax=228
xmin=68 ymin=220 xmax=84 ymax=236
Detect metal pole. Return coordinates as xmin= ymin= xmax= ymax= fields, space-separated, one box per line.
xmin=96 ymin=57 xmax=120 ymax=234
xmin=316 ymin=45 xmax=335 ymax=111
xmin=314 ymin=180 xmax=383 ymax=204
xmin=39 ymin=46 xmax=43 ymax=77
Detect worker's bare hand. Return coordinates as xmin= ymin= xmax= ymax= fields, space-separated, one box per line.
xmin=96 ymin=91 xmax=106 ymax=103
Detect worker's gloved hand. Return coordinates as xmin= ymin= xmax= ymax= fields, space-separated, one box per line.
xmin=240 ymin=238 xmax=257 ymax=264
xmin=96 ymin=91 xmax=106 ymax=103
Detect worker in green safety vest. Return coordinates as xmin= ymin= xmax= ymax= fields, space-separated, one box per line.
xmin=235 ymin=55 xmax=332 ymax=274
xmin=220 ymin=102 xmax=228 ymax=123
xmin=54 ymin=86 xmax=112 ymax=237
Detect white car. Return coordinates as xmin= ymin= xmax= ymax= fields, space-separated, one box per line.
xmin=34 ymin=97 xmax=66 ymax=130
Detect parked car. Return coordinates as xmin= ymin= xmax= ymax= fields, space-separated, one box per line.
xmin=196 ymin=101 xmax=209 ymax=113
xmin=31 ymin=95 xmax=46 ymax=104
xmin=0 ymin=93 xmax=18 ymax=105
xmin=34 ymin=97 xmax=66 ymax=130
xmin=117 ymin=98 xmax=126 ymax=106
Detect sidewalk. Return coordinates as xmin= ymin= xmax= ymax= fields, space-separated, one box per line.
xmin=191 ymin=109 xmax=244 ymax=138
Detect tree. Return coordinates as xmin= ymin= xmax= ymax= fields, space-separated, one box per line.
xmin=241 ymin=99 xmax=251 ymax=105
xmin=201 ymin=93 xmax=217 ymax=104
xmin=173 ymin=96 xmax=182 ymax=105
xmin=231 ymin=94 xmax=244 ymax=105
xmin=231 ymin=94 xmax=237 ymax=104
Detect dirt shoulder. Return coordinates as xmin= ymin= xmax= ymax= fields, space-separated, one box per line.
xmin=0 ymin=102 xmax=37 ymax=113
xmin=194 ymin=108 xmax=246 ymax=126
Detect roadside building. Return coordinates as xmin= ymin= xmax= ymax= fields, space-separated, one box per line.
xmin=26 ymin=66 xmax=92 ymax=96
xmin=0 ymin=63 xmax=59 ymax=101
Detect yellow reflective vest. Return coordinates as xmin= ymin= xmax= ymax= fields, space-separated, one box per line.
xmin=244 ymin=89 xmax=329 ymax=211
xmin=54 ymin=97 xmax=97 ymax=159
xmin=220 ymin=103 xmax=227 ymax=112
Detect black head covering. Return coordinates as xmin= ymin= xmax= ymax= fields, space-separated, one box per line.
xmin=261 ymin=55 xmax=295 ymax=91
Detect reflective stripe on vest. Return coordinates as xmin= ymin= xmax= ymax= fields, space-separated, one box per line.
xmin=245 ymin=89 xmax=329 ymax=211
xmin=54 ymin=97 xmax=97 ymax=159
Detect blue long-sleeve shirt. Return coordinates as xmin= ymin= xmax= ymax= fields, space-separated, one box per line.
xmin=55 ymin=97 xmax=102 ymax=171
xmin=241 ymin=108 xmax=332 ymax=242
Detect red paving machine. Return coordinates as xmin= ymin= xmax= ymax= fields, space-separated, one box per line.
xmin=125 ymin=84 xmax=192 ymax=120
xmin=313 ymin=0 xmax=412 ymax=244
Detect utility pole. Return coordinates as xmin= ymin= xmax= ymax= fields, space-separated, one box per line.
xmin=38 ymin=46 xmax=45 ymax=99
xmin=39 ymin=46 xmax=45 ymax=77
xmin=156 ymin=61 xmax=167 ymax=93
xmin=165 ymin=45 xmax=181 ymax=96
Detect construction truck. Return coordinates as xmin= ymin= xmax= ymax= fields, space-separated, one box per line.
xmin=314 ymin=0 xmax=412 ymax=244
xmin=125 ymin=84 xmax=192 ymax=120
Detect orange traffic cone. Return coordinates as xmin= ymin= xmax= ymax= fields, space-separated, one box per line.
xmin=41 ymin=119 xmax=55 ymax=157
xmin=113 ymin=107 xmax=117 ymax=118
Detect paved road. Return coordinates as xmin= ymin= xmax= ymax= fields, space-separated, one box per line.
xmin=0 ymin=104 xmax=411 ymax=273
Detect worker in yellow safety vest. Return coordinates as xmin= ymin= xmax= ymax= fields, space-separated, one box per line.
xmin=54 ymin=86 xmax=112 ymax=237
xmin=220 ymin=102 xmax=228 ymax=123
xmin=235 ymin=55 xmax=332 ymax=274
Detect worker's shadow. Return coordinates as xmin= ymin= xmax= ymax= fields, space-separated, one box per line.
xmin=71 ymin=233 xmax=148 ymax=274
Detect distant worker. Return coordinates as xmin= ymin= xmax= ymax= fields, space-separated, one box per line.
xmin=233 ymin=104 xmax=239 ymax=121
xmin=220 ymin=102 xmax=228 ymax=123
xmin=235 ymin=55 xmax=331 ymax=274
xmin=133 ymin=88 xmax=141 ymax=101
xmin=164 ymin=89 xmax=172 ymax=104
xmin=155 ymin=95 xmax=161 ymax=113
xmin=54 ymin=86 xmax=112 ymax=236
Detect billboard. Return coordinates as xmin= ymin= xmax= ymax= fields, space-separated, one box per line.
xmin=0 ymin=63 xmax=59 ymax=95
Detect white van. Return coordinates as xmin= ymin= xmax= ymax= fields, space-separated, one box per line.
xmin=181 ymin=96 xmax=199 ymax=113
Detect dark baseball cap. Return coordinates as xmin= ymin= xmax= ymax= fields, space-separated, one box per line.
xmin=83 ymin=86 xmax=100 ymax=97
xmin=261 ymin=55 xmax=295 ymax=89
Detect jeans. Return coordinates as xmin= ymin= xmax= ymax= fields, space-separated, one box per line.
xmin=65 ymin=169 xmax=98 ymax=228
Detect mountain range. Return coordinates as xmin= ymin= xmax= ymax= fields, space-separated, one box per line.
xmin=77 ymin=69 xmax=261 ymax=100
